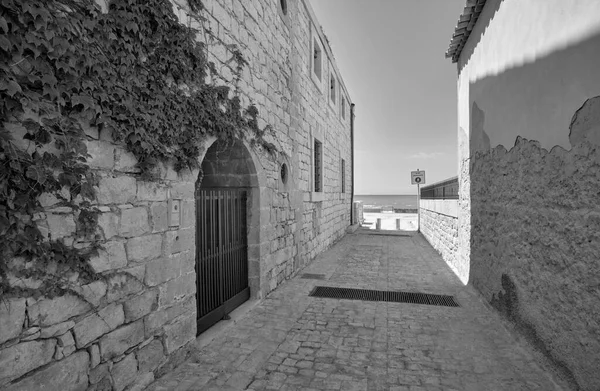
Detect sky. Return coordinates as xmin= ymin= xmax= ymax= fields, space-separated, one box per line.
xmin=309 ymin=0 xmax=466 ymax=195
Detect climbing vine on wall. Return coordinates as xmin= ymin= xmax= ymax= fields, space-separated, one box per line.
xmin=0 ymin=0 xmax=274 ymax=296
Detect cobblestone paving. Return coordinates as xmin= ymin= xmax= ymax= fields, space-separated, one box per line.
xmin=146 ymin=230 xmax=563 ymax=391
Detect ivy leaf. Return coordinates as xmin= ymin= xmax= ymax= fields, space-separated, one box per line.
xmin=26 ymin=166 xmax=47 ymax=185
xmin=0 ymin=80 xmax=22 ymax=97
xmin=0 ymin=35 xmax=10 ymax=52
xmin=71 ymin=94 xmax=97 ymax=111
xmin=0 ymin=16 xmax=8 ymax=34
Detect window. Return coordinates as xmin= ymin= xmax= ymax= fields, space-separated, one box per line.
xmin=341 ymin=159 xmax=345 ymax=193
xmin=330 ymin=74 xmax=336 ymax=104
xmin=341 ymin=96 xmax=346 ymax=120
xmin=279 ymin=0 xmax=287 ymax=15
xmin=314 ymin=139 xmax=323 ymax=192
xmin=312 ymin=38 xmax=322 ymax=81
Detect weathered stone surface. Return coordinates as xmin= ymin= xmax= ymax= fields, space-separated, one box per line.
xmin=128 ymin=372 xmax=154 ymax=391
xmin=86 ymin=140 xmax=115 ymax=169
xmin=40 ymin=320 xmax=75 ymax=339
xmin=111 ymin=353 xmax=138 ymax=391
xmin=163 ymin=315 xmax=195 ymax=354
xmin=78 ymin=280 xmax=108 ymax=307
xmin=88 ymin=362 xmax=110 ymax=385
xmin=144 ymin=296 xmax=195 ymax=337
xmin=123 ymin=289 xmax=158 ymax=322
xmin=136 ymin=339 xmax=165 ymax=373
xmin=144 ymin=256 xmax=180 ymax=286
xmin=114 ymin=147 xmax=140 ymax=172
xmin=136 ymin=181 xmax=168 ymax=201
xmin=46 ymin=213 xmax=77 ymax=239
xmin=89 ymin=241 xmax=127 ymax=273
xmin=569 ymin=95 xmax=600 ymax=146
xmin=3 ymin=351 xmax=88 ymax=391
xmin=0 ymin=298 xmax=26 ymax=344
xmin=0 ymin=340 xmax=56 ymax=384
xmin=106 ymin=273 xmax=143 ymax=302
xmin=150 ymin=202 xmax=168 ymax=233
xmin=20 ymin=327 xmax=40 ymax=341
xmin=99 ymin=320 xmax=144 ymax=360
xmin=29 ymin=295 xmax=91 ymax=327
xmin=126 ymin=234 xmax=163 ymax=262
xmin=96 ymin=176 xmax=136 ymax=205
xmin=119 ymin=207 xmax=150 ymax=237
xmin=89 ymin=344 xmax=101 ymax=368
xmin=159 ymin=273 xmax=196 ymax=306
xmin=97 ymin=211 xmax=119 ymax=240
xmin=57 ymin=331 xmax=75 ymax=347
xmin=73 ymin=303 xmax=124 ymax=348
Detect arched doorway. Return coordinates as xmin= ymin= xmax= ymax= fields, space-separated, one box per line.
xmin=195 ymin=138 xmax=259 ymax=334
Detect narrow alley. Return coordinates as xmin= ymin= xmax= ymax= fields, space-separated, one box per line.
xmin=146 ymin=230 xmax=564 ymax=391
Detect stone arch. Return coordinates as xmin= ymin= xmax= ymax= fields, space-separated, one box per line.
xmin=195 ymin=137 xmax=263 ymax=301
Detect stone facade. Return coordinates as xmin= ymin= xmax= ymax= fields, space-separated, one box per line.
xmin=419 ymin=202 xmax=459 ymax=279
xmin=449 ymin=0 xmax=600 ymax=389
xmin=1 ymin=0 xmax=353 ymax=390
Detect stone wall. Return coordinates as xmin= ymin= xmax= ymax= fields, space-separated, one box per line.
xmin=419 ymin=201 xmax=460 ymax=280
xmin=456 ymin=1 xmax=600 ymax=389
xmin=1 ymin=139 xmax=198 ymax=391
xmin=1 ymin=0 xmax=354 ymax=390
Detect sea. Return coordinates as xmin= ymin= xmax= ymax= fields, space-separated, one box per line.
xmin=354 ymin=195 xmax=418 ymax=209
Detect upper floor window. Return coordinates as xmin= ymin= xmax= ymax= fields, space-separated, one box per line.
xmin=330 ymin=74 xmax=336 ymax=104
xmin=341 ymin=96 xmax=346 ymax=119
xmin=313 ymin=38 xmax=322 ymax=81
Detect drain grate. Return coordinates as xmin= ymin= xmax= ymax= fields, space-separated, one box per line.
xmin=309 ymin=286 xmax=459 ymax=307
xmin=301 ymin=273 xmax=327 ymax=280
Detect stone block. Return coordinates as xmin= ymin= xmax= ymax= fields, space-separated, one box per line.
xmin=128 ymin=372 xmax=155 ymax=391
xmin=29 ymin=295 xmax=91 ymax=327
xmin=159 ymin=273 xmax=196 ymax=307
xmin=73 ymin=303 xmax=124 ymax=348
xmin=96 ymin=176 xmax=136 ymax=205
xmin=86 ymin=140 xmax=115 ymax=169
xmin=89 ymin=362 xmax=110 ymax=385
xmin=78 ymin=280 xmax=108 ymax=307
xmin=0 ymin=340 xmax=56 ymax=385
xmin=126 ymin=234 xmax=163 ymax=262
xmin=0 ymin=298 xmax=25 ymax=344
xmin=180 ymin=200 xmax=195 ymax=229
xmin=97 ymin=211 xmax=119 ymax=240
xmin=89 ymin=344 xmax=101 ymax=368
xmin=150 ymin=202 xmax=168 ymax=233
xmin=57 ymin=331 xmax=75 ymax=347
xmin=123 ymin=289 xmax=158 ymax=322
xmin=47 ymin=213 xmax=76 ymax=239
xmin=3 ymin=351 xmax=88 ymax=391
xmin=164 ymin=228 xmax=194 ymax=255
xmin=144 ymin=256 xmax=179 ymax=287
xmin=40 ymin=320 xmax=75 ymax=339
xmin=106 ymin=273 xmax=144 ymax=302
xmin=99 ymin=320 xmax=144 ymax=360
xmin=144 ymin=296 xmax=195 ymax=337
xmin=170 ymin=183 xmax=194 ymax=200
xmin=136 ymin=181 xmax=167 ymax=202
xmin=111 ymin=353 xmax=138 ymax=391
xmin=89 ymin=241 xmax=127 ymax=273
xmin=119 ymin=207 xmax=150 ymax=238
xmin=164 ymin=315 xmax=195 ymax=354
xmin=136 ymin=339 xmax=165 ymax=373
xmin=114 ymin=148 xmax=140 ymax=173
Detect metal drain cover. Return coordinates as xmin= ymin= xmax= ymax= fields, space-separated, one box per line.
xmin=309 ymin=286 xmax=459 ymax=307
xmin=301 ymin=273 xmax=327 ymax=280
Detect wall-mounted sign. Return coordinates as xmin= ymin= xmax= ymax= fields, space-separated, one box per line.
xmin=168 ymin=199 xmax=181 ymax=227
xmin=411 ymin=170 xmax=426 ymax=185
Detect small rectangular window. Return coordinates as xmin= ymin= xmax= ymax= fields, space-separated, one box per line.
xmin=341 ymin=159 xmax=345 ymax=193
xmin=330 ymin=75 xmax=336 ymax=104
xmin=313 ymin=39 xmax=322 ymax=81
xmin=314 ymin=139 xmax=323 ymax=192
xmin=341 ymin=96 xmax=346 ymax=119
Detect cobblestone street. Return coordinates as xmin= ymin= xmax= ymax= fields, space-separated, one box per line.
xmin=146 ymin=230 xmax=564 ymax=391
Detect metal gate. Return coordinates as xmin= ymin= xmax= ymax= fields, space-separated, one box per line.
xmin=195 ymin=188 xmax=249 ymax=335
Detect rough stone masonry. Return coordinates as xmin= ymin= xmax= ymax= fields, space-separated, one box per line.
xmin=0 ymin=0 xmax=354 ymax=390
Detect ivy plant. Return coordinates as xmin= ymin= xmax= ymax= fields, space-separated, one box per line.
xmin=0 ymin=0 xmax=274 ymax=297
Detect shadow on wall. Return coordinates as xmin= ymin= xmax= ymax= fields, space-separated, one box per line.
xmin=467 ymin=33 xmax=600 ymax=391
